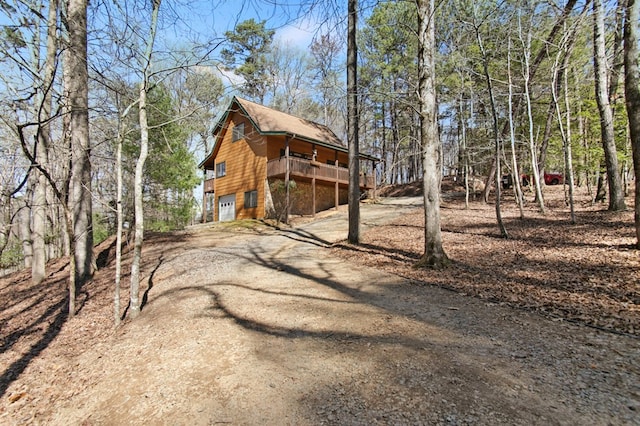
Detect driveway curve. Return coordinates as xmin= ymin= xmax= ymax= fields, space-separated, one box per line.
xmin=39 ymin=198 xmax=639 ymax=425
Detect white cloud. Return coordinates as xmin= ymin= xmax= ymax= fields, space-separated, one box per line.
xmin=216 ymin=67 xmax=244 ymax=87
xmin=274 ymin=17 xmax=318 ymax=49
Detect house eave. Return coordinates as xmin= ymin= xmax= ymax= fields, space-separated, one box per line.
xmin=199 ymin=96 xmax=379 ymax=169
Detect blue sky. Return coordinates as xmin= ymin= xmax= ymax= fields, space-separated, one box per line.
xmin=165 ymin=1 xmax=344 ymax=203
xmin=147 ymin=0 xmax=342 ymax=89
xmin=167 ymin=0 xmax=333 ymax=51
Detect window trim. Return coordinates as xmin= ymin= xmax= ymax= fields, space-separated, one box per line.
xmin=232 ymin=123 xmax=245 ymax=142
xmin=216 ymin=161 xmax=226 ymax=178
xmin=244 ymin=190 xmax=258 ymax=209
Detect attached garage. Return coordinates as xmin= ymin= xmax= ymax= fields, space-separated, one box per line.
xmin=218 ymin=194 xmax=236 ymax=221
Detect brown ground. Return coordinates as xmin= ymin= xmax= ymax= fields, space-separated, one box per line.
xmin=0 ymin=183 xmax=639 ymax=425
xmin=349 ymin=180 xmax=640 ymax=336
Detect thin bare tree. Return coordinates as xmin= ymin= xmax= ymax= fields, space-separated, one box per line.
xmin=551 ymin=22 xmax=580 ymax=224
xmin=129 ymin=0 xmax=162 ymax=319
xmin=415 ymin=0 xmax=449 ymax=267
xmin=481 ymin=0 xmax=580 ymax=203
xmin=507 ymin=38 xmax=525 ymax=219
xmin=30 ymin=0 xmax=59 ymax=284
xmin=623 ymin=0 xmax=640 ymax=246
xmin=593 ymin=0 xmax=626 ymax=211
xmin=347 ymin=0 xmax=360 ymax=244
xmin=517 ymin=8 xmax=546 ymax=214
xmin=472 ymin=8 xmax=508 ymax=238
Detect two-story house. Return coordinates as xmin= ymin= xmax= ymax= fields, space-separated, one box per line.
xmin=199 ymin=97 xmax=377 ymax=222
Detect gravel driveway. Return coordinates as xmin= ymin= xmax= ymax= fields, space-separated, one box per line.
xmin=33 ymin=198 xmax=640 ymax=425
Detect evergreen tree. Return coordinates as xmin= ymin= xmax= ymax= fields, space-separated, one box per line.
xmin=221 ymin=19 xmax=275 ymax=103
xmin=123 ymin=84 xmax=200 ymax=231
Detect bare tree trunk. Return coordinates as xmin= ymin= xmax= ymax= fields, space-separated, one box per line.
xmin=31 ymin=146 xmax=47 ymax=285
xmin=415 ymin=0 xmax=449 ymax=268
xmin=623 ymin=0 xmax=640 ymax=247
xmin=114 ymin=107 xmax=127 ymax=326
xmin=551 ymin=16 xmax=580 ymax=222
xmin=129 ymin=0 xmax=161 ymax=319
xmin=129 ymin=86 xmax=148 ymax=319
xmin=563 ymin=69 xmax=576 ymax=224
xmin=579 ymin=106 xmax=594 ymax=195
xmin=381 ymin=102 xmax=388 ymax=184
xmin=594 ymin=168 xmax=607 ymax=203
xmin=610 ymin=0 xmax=627 ymax=103
xmin=31 ymin=0 xmax=59 ymax=284
xmin=64 ymin=208 xmax=77 ymax=315
xmin=30 ymin=0 xmax=46 ymax=284
xmin=458 ymin=93 xmax=470 ymax=210
xmin=347 ymin=0 xmax=360 ymax=244
xmin=18 ymin=196 xmax=32 ymax=268
xmin=536 ymin=101 xmax=555 ymax=192
xmin=507 ymin=40 xmax=525 ymax=219
xmin=66 ymin=0 xmax=94 ymax=286
xmin=18 ymin=121 xmax=77 ymax=315
xmin=482 ymin=0 xmax=581 ymax=203
xmin=518 ymin=11 xmax=546 ymax=213
xmin=593 ymin=0 xmax=627 ymax=211
xmin=475 ymin=20 xmax=508 ymax=238
xmin=551 ymin=51 xmax=575 ymax=222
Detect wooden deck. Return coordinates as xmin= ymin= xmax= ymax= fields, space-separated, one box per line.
xmin=266 ymin=157 xmax=375 ymax=189
xmin=203 ymin=178 xmax=215 ymax=193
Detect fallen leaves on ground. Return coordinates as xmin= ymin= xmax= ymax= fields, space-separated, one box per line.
xmin=333 ymin=185 xmax=639 ymax=336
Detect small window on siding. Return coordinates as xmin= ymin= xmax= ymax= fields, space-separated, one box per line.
xmin=244 ymin=190 xmax=258 ymax=208
xmin=216 ymin=161 xmax=226 ymax=178
xmin=232 ymin=123 xmax=245 ymax=142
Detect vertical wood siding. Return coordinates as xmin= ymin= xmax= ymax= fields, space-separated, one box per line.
xmin=213 ymin=113 xmax=355 ymax=221
xmin=214 ymin=112 xmax=267 ymax=220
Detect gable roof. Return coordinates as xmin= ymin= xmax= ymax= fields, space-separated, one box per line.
xmin=200 ymin=97 xmax=377 ymax=168
xmin=235 ymin=97 xmax=346 ymax=148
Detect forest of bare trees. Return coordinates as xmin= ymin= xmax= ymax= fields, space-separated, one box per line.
xmin=0 ymin=0 xmax=638 ymax=322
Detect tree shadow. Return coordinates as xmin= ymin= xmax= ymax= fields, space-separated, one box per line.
xmin=132 ymin=215 xmax=639 ymax=423
xmin=0 ymin=231 xmax=189 ymax=399
xmin=141 ymin=255 xmax=164 ymax=310
xmin=0 ymin=297 xmax=67 ymax=398
xmin=154 ymin=282 xmax=470 ymax=353
xmin=261 ymin=221 xmax=332 ymax=248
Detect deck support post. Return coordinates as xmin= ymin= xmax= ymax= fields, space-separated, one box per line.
xmin=285 ymin=137 xmax=290 ymax=224
xmin=372 ymin=159 xmax=377 ymax=200
xmin=202 ymin=170 xmax=207 ymax=223
xmin=334 ymin=159 xmax=339 ymax=210
xmin=312 ymin=144 xmax=316 ymax=217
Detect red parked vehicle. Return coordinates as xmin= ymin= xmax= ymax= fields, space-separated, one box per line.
xmin=503 ymin=172 xmax=564 ymax=189
xmin=542 ymin=172 xmax=563 ymax=185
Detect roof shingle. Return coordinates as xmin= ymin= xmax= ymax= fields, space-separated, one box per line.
xmin=234 ymin=97 xmax=346 ymax=148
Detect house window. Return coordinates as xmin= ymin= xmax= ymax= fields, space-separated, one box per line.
xmin=232 ymin=123 xmax=245 ymax=142
xmin=216 ymin=161 xmax=226 ymax=178
xmin=244 ymin=190 xmax=258 ymax=208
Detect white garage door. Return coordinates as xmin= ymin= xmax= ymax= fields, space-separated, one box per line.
xmin=218 ymin=194 xmax=236 ymax=222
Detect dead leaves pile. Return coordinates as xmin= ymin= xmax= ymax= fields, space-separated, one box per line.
xmin=333 ymin=189 xmax=639 ymax=336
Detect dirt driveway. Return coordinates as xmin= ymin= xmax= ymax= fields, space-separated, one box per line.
xmin=4 ymin=198 xmax=640 ymax=425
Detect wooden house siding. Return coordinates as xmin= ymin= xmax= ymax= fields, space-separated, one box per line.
xmin=200 ymin=97 xmax=378 ymax=223
xmin=213 ymin=113 xmax=267 ymax=220
xmin=266 ymin=137 xmax=348 ymax=167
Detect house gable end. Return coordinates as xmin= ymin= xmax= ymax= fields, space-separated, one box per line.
xmin=199 ymin=98 xmax=267 ymax=169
